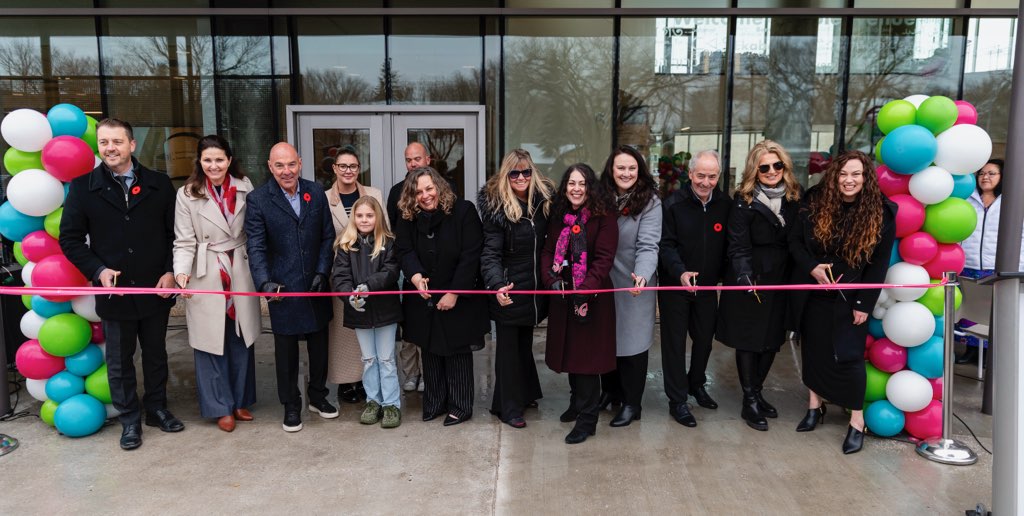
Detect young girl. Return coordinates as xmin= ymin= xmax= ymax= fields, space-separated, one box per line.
xmin=331 ymin=196 xmax=404 ymax=428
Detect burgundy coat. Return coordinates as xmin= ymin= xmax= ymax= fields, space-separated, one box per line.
xmin=540 ymin=209 xmax=619 ymax=374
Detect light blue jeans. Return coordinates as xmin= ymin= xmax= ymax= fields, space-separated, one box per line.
xmin=355 ymin=324 xmax=400 ymax=408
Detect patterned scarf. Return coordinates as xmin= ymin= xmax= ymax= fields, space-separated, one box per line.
xmin=754 ymin=182 xmax=786 ymax=227
xmin=553 ymin=207 xmax=589 ymax=288
xmin=207 ymin=175 xmax=237 ymax=320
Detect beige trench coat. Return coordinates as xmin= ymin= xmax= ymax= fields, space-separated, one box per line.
xmin=172 ymin=178 xmax=262 ymax=355
xmin=326 ymin=182 xmax=389 ymax=384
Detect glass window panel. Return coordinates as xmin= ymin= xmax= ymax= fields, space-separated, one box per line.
xmin=2 ymin=0 xmax=91 ymax=5
xmin=970 ymin=0 xmax=1017 ymax=7
xmin=619 ymin=17 xmax=728 ymax=197
xmin=100 ymin=0 xmax=209 ymax=5
xmin=845 ymin=18 xmax=964 ymax=162
xmin=505 ymin=18 xmax=615 ymax=181
xmin=389 ymin=17 xmax=481 ymax=105
xmin=855 ymin=0 xmax=963 ymax=7
xmin=406 ymin=128 xmax=467 ymax=194
xmin=508 ymin=0 xmax=614 ymax=6
xmin=273 ymin=0 xmax=381 ymax=5
xmin=272 ymin=16 xmax=291 ymax=150
xmin=484 ymin=17 xmax=502 ymax=178
xmin=964 ymin=18 xmax=1016 ymax=160
xmin=731 ymin=17 xmax=842 ymax=192
xmin=100 ymin=17 xmax=216 ymax=182
xmin=739 ymin=0 xmax=845 ymax=6
xmin=295 ymin=17 xmax=385 ymax=105
xmin=312 ymin=129 xmax=372 ymax=190
xmin=391 ymin=0 xmax=498 ymax=5
xmin=623 ymin=0 xmax=728 ymax=6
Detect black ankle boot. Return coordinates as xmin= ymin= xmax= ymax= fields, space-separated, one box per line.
xmin=843 ymin=424 xmax=864 ymax=454
xmin=741 ymin=388 xmax=768 ymax=431
xmin=796 ymin=405 xmax=826 ymax=432
xmin=753 ymin=387 xmax=778 ymax=418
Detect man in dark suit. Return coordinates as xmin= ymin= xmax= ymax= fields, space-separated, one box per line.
xmin=60 ymin=118 xmax=183 ymax=450
xmin=245 ymin=142 xmax=337 ymax=432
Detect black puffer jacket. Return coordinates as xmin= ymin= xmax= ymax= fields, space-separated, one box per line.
xmin=331 ymin=234 xmax=403 ymax=330
xmin=477 ymin=187 xmax=550 ymax=326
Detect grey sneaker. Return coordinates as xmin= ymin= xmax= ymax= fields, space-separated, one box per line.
xmin=381 ymin=405 xmax=401 ymax=429
xmin=360 ymin=400 xmax=382 ymax=425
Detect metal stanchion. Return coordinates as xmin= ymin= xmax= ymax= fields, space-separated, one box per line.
xmin=916 ymin=271 xmax=978 ymax=465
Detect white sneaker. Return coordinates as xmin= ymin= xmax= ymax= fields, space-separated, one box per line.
xmin=403 ymin=376 xmax=418 ymax=392
xmin=417 ymin=378 xmax=425 ymax=392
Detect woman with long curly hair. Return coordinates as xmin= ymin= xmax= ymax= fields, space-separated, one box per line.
xmin=789 ymin=150 xmax=897 ymax=454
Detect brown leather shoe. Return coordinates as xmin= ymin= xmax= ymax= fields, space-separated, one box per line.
xmin=217 ymin=415 xmax=236 ymax=432
xmin=233 ymin=408 xmax=254 ymax=421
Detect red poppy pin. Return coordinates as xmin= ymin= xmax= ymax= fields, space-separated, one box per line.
xmin=571 ymin=224 xmax=581 ymax=234
xmin=621 ymin=207 xmax=630 ymax=216
xmin=713 ymin=223 xmax=723 ymax=232
xmin=131 ymin=185 xmax=141 ymax=195
xmin=302 ymin=192 xmax=311 ymax=202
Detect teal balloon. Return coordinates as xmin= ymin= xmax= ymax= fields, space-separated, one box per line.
xmin=54 ymin=393 xmax=105 ymax=437
xmin=922 ymin=198 xmax=978 ymax=243
xmin=933 ymin=315 xmax=944 ymax=337
xmin=880 ymin=125 xmax=938 ymax=174
xmin=0 ymin=201 xmax=46 ymax=241
xmin=46 ymin=104 xmax=88 ymax=138
xmin=38 ymin=313 xmax=92 ymax=357
xmin=951 ymin=173 xmax=975 ymax=200
xmin=868 ymin=317 xmax=886 ymax=338
xmin=30 ymin=296 xmax=72 ymax=318
xmin=45 ymin=371 xmax=86 ymax=403
xmin=877 ymin=100 xmax=917 ymax=134
xmin=916 ymin=96 xmax=958 ymax=135
xmin=65 ymin=344 xmax=104 ymax=377
xmin=865 ymin=400 xmax=905 ymax=437
xmin=890 ymin=238 xmax=902 ymax=266
xmin=908 ymin=336 xmax=944 ymax=379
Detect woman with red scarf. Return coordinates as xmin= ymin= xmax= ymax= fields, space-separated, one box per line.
xmin=173 ymin=135 xmax=262 ymax=432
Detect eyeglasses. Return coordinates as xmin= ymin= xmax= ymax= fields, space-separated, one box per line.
xmin=334 ymin=164 xmax=359 ymax=172
xmin=978 ymin=171 xmax=1001 ymax=177
xmin=757 ymin=161 xmax=785 ymax=174
xmin=509 ymin=168 xmax=533 ymax=180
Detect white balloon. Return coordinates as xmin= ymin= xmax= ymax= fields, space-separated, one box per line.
xmin=25 ymin=377 xmax=49 ymax=402
xmin=882 ymin=297 xmax=897 ymax=309
xmin=872 ymin=305 xmax=887 ymax=320
xmin=22 ymin=261 xmax=35 ymax=287
xmin=904 ymin=94 xmax=929 ymax=108
xmin=71 ymin=295 xmax=101 ymax=322
xmin=876 ymin=289 xmax=890 ymax=307
xmin=104 ymin=403 xmax=120 ymax=419
xmin=6 ymin=169 xmax=66 ymax=217
xmin=882 ymin=301 xmax=936 ymax=347
xmin=0 ymin=109 xmax=52 ymax=152
xmin=909 ymin=166 xmax=955 ymax=205
xmin=885 ymin=262 xmax=930 ymax=302
xmin=19 ymin=309 xmax=47 ymax=339
xmin=934 ymin=124 xmax=993 ymax=175
xmin=886 ymin=370 xmax=934 ymax=412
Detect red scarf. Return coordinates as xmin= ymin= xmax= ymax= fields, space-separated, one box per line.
xmin=207 ymin=176 xmax=237 ymax=320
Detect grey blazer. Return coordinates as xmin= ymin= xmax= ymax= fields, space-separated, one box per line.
xmin=610 ymin=196 xmax=662 ymax=357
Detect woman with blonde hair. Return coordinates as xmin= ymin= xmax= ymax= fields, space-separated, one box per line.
xmin=478 ymin=149 xmax=554 ymax=428
xmin=717 ymin=140 xmax=801 ymax=432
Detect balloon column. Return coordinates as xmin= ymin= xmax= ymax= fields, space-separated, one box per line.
xmin=865 ymin=95 xmax=988 ymax=440
xmin=4 ymin=105 xmax=115 ymax=437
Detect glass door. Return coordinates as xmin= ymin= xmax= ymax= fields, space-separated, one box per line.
xmin=391 ymin=113 xmax=480 ymax=201
xmin=293 ymin=113 xmax=387 ymax=191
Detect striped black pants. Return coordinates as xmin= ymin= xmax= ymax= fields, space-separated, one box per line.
xmin=421 ymin=350 xmax=474 ymax=419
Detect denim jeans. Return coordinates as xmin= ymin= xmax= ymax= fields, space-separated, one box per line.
xmin=355 ymin=324 xmax=400 ymax=408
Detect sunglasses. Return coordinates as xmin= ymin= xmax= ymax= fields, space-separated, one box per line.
xmin=757 ymin=161 xmax=785 ymax=173
xmin=509 ymin=168 xmax=533 ymax=180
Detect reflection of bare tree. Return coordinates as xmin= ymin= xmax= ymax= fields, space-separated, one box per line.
xmin=302 ymin=69 xmax=377 ymax=104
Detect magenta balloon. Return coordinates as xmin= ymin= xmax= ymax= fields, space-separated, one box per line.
xmin=904 ymin=399 xmax=943 ymax=439
xmin=40 ymin=136 xmax=95 ymax=182
xmin=877 ymin=165 xmax=911 ymax=197
xmin=898 ymin=231 xmax=939 ymax=266
xmin=890 ymin=194 xmax=926 ymax=238
xmin=922 ymin=243 xmax=966 ymax=279
xmin=20 ymin=229 xmax=63 ymax=262
xmin=867 ymin=337 xmax=908 ymax=373
xmin=953 ymin=100 xmax=978 ymax=126
xmin=90 ymin=321 xmax=104 ymax=343
xmin=31 ymin=254 xmax=88 ymax=302
xmin=14 ymin=339 xmax=66 ymax=379
xmin=929 ymin=377 xmax=943 ymax=400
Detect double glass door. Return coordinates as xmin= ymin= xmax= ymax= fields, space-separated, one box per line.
xmin=288 ymin=106 xmax=484 ymax=203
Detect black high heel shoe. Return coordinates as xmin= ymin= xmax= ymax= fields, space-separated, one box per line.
xmin=795 ymin=405 xmax=826 ymax=432
xmin=842 ymin=424 xmax=865 ymax=454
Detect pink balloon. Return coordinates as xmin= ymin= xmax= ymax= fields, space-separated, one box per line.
xmin=14 ymin=339 xmax=65 ymax=379
xmin=867 ymin=337 xmax=908 ymax=373
xmin=904 ymin=399 xmax=943 ymax=439
xmin=898 ymin=231 xmax=939 ymax=266
xmin=922 ymin=243 xmax=966 ymax=279
xmin=877 ymin=165 xmax=911 ymax=197
xmin=929 ymin=377 xmax=943 ymax=400
xmin=90 ymin=321 xmax=104 ymax=343
xmin=890 ymin=194 xmax=926 ymax=238
xmin=954 ymin=100 xmax=978 ymax=126
xmin=865 ymin=335 xmax=876 ymax=358
xmin=21 ymin=230 xmax=63 ymax=262
xmin=31 ymin=254 xmax=88 ymax=302
xmin=41 ymin=135 xmax=95 ymax=182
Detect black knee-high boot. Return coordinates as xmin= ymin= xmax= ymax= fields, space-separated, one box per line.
xmin=754 ymin=351 xmax=778 ymax=418
xmin=736 ymin=351 xmax=768 ymax=431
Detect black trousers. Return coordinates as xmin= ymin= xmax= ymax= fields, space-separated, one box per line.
xmin=273 ymin=327 xmax=329 ymax=409
xmin=568 ymin=373 xmax=601 ymax=433
xmin=491 ymin=323 xmax=543 ymax=421
xmin=600 ymin=351 xmax=649 ymax=407
xmin=659 ymin=290 xmax=717 ymax=407
xmin=103 ymin=306 xmax=172 ymax=426
xmin=422 ymin=350 xmax=474 ymax=419
xmin=735 ymin=350 xmax=777 ymax=391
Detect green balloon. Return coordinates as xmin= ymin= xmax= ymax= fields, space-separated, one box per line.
xmin=85 ymin=364 xmax=111 ymax=404
xmin=916 ymin=96 xmax=958 ymax=135
xmin=865 ymin=362 xmax=891 ymax=402
xmin=40 ymin=399 xmax=59 ymax=427
xmin=21 ymin=294 xmax=33 ymax=310
xmin=44 ymin=207 xmax=62 ymax=239
xmin=13 ymin=241 xmax=28 ymax=266
xmin=3 ymin=147 xmax=43 ymax=175
xmin=917 ymin=280 xmax=962 ymax=316
xmin=874 ymin=138 xmax=885 ymax=164
xmin=922 ymin=198 xmax=978 ymax=243
xmin=81 ymin=116 xmax=99 ymax=153
xmin=877 ymin=100 xmax=917 ymax=135
xmin=38 ymin=313 xmax=92 ymax=357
